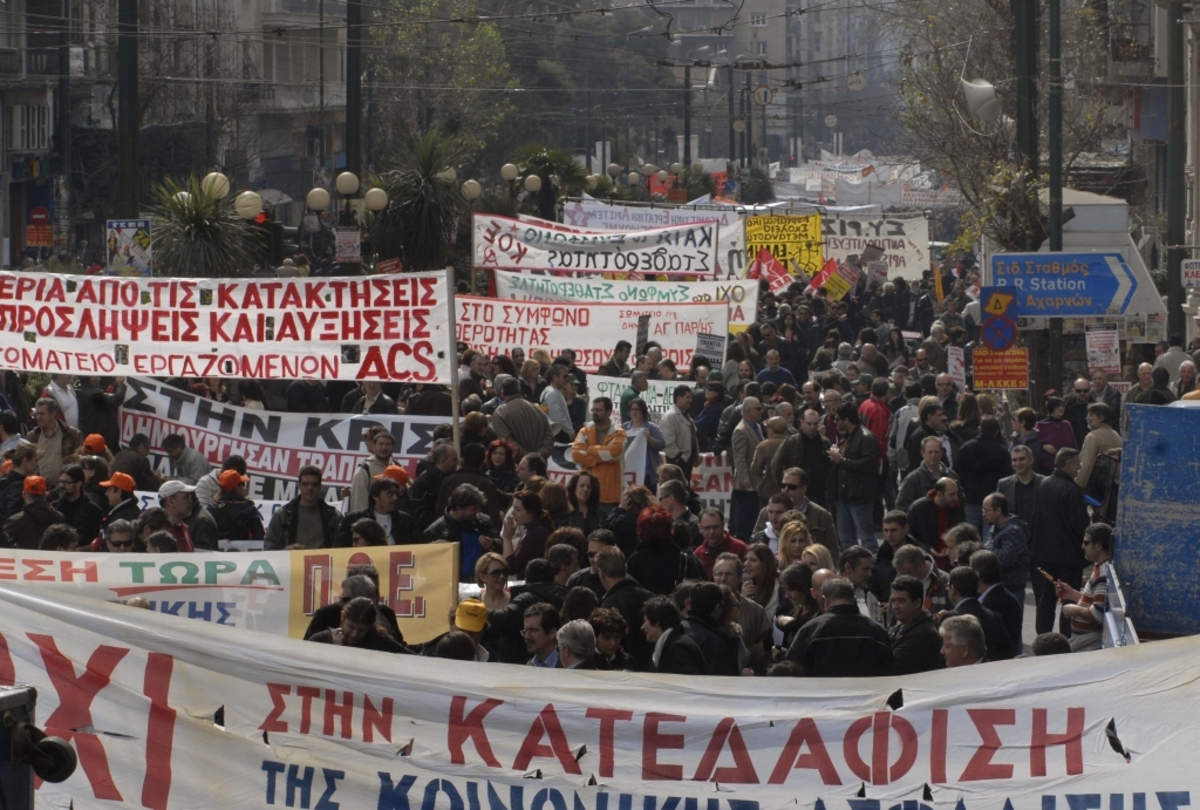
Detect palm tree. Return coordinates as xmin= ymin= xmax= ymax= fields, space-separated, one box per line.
xmin=149 ymin=176 xmax=261 ymax=278
xmin=510 ymin=146 xmax=587 ymax=221
xmin=370 ymin=130 xmax=465 ymax=272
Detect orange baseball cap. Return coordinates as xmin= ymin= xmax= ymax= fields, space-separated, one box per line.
xmin=23 ymin=476 xmax=46 ymax=496
xmin=83 ymin=434 xmax=108 ymax=453
xmin=374 ymin=465 xmax=410 ymax=486
xmin=218 ymin=469 xmax=250 ymax=491
xmin=99 ymin=472 xmax=136 ymax=493
xmin=1 ymin=460 xmax=10 ymax=476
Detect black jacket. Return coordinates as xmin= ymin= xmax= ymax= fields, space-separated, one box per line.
xmin=486 ymin=580 xmax=568 ymax=664
xmin=304 ymin=601 xmax=405 ymax=644
xmin=1031 ymin=470 xmax=1089 ymax=567
xmin=904 ymin=426 xmax=962 ymax=478
xmin=980 ymin=586 xmax=1023 ymax=655
xmin=265 ymin=497 xmax=344 ymax=550
xmin=786 ymin=603 xmax=893 ymax=677
xmin=287 ymin=381 xmax=329 ymax=413
xmin=947 ymin=597 xmax=1013 ymax=661
xmin=350 ymin=393 xmax=398 ymax=415
xmin=4 ymin=500 xmax=65 ymax=549
xmin=832 ymin=425 xmax=879 ymax=505
xmin=77 ymin=380 xmax=127 ymax=452
xmin=101 ymin=497 xmax=142 ymax=535
xmin=435 ymin=468 xmax=503 ymax=527
xmin=0 ymin=471 xmax=26 ymax=521
xmin=335 ymin=508 xmax=418 ymax=548
xmin=888 ymin=611 xmax=945 ymax=675
xmin=655 ymin=627 xmax=706 ymax=675
xmin=54 ymin=495 xmax=104 ymax=548
xmin=681 ymin=615 xmax=740 ymax=676
xmin=600 ymin=578 xmax=654 ymax=669
xmin=907 ymin=495 xmax=965 ymax=552
xmin=953 ymin=436 xmax=1013 ymax=505
xmin=627 ymin=540 xmax=706 ymax=596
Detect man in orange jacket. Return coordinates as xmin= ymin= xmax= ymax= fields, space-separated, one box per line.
xmin=571 ymin=397 xmax=626 ymax=514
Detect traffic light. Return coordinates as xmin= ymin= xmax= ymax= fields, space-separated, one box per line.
xmin=252 ymin=211 xmax=285 ymax=266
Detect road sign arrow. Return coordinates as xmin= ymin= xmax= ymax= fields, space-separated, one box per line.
xmin=1105 ymin=254 xmax=1134 ymax=314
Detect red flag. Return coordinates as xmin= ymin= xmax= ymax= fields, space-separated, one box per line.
xmin=745 ymin=254 xmax=763 ymax=281
xmin=754 ymin=248 xmax=793 ymax=294
xmin=807 ymin=258 xmax=838 ymax=295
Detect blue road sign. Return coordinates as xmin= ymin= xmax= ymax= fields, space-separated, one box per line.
xmin=990 ymin=252 xmax=1138 ymax=316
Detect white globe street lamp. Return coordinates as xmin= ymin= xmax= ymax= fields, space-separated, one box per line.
xmin=462 ymin=179 xmax=482 ymax=200
xmin=335 ymin=171 xmax=360 ymax=196
xmin=436 ymin=167 xmax=457 ymax=183
xmin=202 ymin=172 xmax=230 ymax=199
xmin=524 ymin=175 xmax=542 ymax=193
xmin=670 ymin=162 xmax=683 ymax=174
xmin=627 ymin=171 xmax=641 ymax=186
xmin=500 ymin=163 xmax=519 ymax=181
xmin=306 ymin=187 xmax=331 ymax=211
xmin=607 ymin=163 xmax=621 ymax=179
xmin=234 ymin=190 xmax=263 ymax=219
xmin=364 ymin=187 xmax=389 ymax=212
xmin=173 ymin=191 xmax=191 ymax=205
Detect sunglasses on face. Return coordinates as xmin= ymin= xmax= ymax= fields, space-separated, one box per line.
xmin=108 ymin=539 xmax=134 ymax=548
xmin=484 ymin=569 xmax=507 ymax=577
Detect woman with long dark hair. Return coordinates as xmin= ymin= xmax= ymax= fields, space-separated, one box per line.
xmin=484 ymin=439 xmax=520 ymax=494
xmin=562 ymin=470 xmax=601 ymax=536
xmin=500 ymin=490 xmax=555 ymax=579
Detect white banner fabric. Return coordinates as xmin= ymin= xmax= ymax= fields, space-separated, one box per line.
xmin=0 ymin=270 xmax=454 ymax=382
xmin=560 ymin=201 xmax=747 ymax=278
xmin=821 ymin=217 xmax=930 ymax=281
xmin=6 ymin=582 xmax=1196 ymax=810
xmin=473 ymin=214 xmax=719 ymax=277
xmin=492 ymin=269 xmax=758 ymax=333
xmin=122 ymin=378 xmax=646 ymax=501
xmin=455 ymin=296 xmax=728 ymax=374
xmin=0 ymin=544 xmax=458 ymax=642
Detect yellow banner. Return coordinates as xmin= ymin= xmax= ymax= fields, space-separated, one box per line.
xmin=285 ymin=543 xmax=460 ymax=645
xmin=744 ymin=213 xmax=824 ymax=277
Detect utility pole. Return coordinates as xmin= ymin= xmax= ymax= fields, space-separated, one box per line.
xmin=319 ymin=0 xmax=326 ymax=174
xmin=727 ymin=66 xmax=735 ymax=163
xmin=117 ymin=0 xmax=137 ymax=218
xmin=1013 ymin=0 xmax=1038 ymax=180
xmin=584 ymin=60 xmax=591 ymax=173
xmin=745 ymin=73 xmax=753 ymax=168
xmin=57 ymin=0 xmax=71 ymax=247
xmin=346 ymin=0 xmax=362 ymax=178
xmin=1047 ymin=0 xmax=1064 ymax=394
xmin=683 ymin=65 xmax=692 ymax=166
xmin=1167 ymin=2 xmax=1186 ymax=337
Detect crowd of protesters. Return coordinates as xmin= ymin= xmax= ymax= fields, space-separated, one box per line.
xmin=0 ymin=263 xmax=1164 ymax=672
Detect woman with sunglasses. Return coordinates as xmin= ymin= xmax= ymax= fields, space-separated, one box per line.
xmin=350 ymin=518 xmax=387 ymax=547
xmin=474 ymin=551 xmax=510 ymax=610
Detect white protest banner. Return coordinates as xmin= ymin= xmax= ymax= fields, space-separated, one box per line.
xmin=0 ymin=270 xmax=453 ymax=381
xmin=492 ymin=268 xmax=759 ymax=333
xmin=821 ymin=216 xmax=929 ymax=281
xmin=121 ymin=378 xmax=646 ymax=501
xmin=455 ymin=296 xmax=728 ymax=373
xmin=473 ymin=213 xmax=719 ymax=277
xmin=0 ymin=544 xmax=457 ymax=644
xmin=10 ymin=582 xmax=1195 ymax=810
xmin=561 ymin=199 xmax=747 ymax=277
xmin=592 ymin=375 xmax=683 ymax=422
xmin=948 ymin=346 xmax=966 ymax=391
xmin=694 ymin=333 xmax=726 ymax=369
xmin=1086 ymin=328 xmax=1121 ymax=375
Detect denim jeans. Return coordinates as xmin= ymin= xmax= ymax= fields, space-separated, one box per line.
xmin=836 ymin=501 xmax=877 ymax=552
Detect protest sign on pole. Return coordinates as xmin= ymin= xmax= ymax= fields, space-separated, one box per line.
xmin=972 ymin=347 xmax=1030 ymax=389
xmin=743 ymin=213 xmax=824 ymax=277
xmin=105 ymin=218 xmax=152 ymax=276
xmin=555 ymin=201 xmax=748 ymax=277
xmin=8 ymin=581 xmax=1198 ymax=810
xmin=0 ymin=271 xmax=454 ymax=381
xmin=947 ymin=346 xmax=967 ymax=391
xmin=1086 ymin=327 xmax=1121 ymax=375
xmin=821 ymin=216 xmax=929 ymax=281
xmin=335 ymin=228 xmax=362 ymax=262
xmin=473 ymin=214 xmax=719 ymax=277
xmin=822 ymin=262 xmax=862 ymax=300
xmin=693 ymin=332 xmax=726 ymax=368
xmin=455 ymin=296 xmax=728 ymax=373
xmin=492 ymin=268 xmax=759 ymax=333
